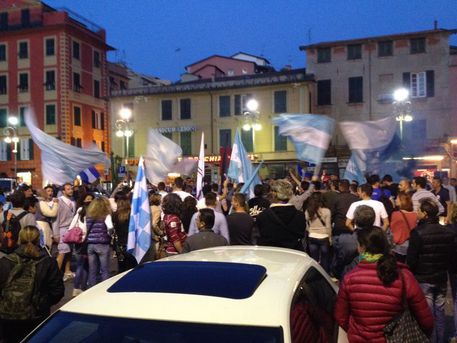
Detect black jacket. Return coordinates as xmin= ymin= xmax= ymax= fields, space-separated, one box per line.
xmin=0 ymin=246 xmax=65 ymax=319
xmin=406 ymin=218 xmax=457 ymax=284
xmin=257 ymin=204 xmax=305 ymax=251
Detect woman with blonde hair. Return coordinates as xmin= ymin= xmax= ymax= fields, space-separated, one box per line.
xmin=85 ymin=197 xmax=114 ymax=287
xmin=0 ymin=226 xmax=64 ymax=342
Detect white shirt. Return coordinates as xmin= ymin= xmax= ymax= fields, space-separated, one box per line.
xmin=173 ymin=190 xmax=194 ymax=202
xmin=444 ymin=185 xmax=456 ymax=203
xmin=346 ymin=199 xmax=388 ymax=227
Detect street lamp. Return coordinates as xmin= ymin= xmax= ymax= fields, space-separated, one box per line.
xmin=3 ymin=116 xmax=19 ymax=179
xmin=115 ymin=107 xmax=133 ymax=164
xmin=242 ymin=99 xmax=262 ymax=131
xmin=393 ymin=88 xmax=413 ymax=141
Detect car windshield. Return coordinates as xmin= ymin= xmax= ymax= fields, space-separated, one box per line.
xmin=25 ymin=311 xmax=284 ymax=343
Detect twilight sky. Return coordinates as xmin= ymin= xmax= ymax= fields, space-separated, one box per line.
xmin=46 ymin=0 xmax=457 ymax=82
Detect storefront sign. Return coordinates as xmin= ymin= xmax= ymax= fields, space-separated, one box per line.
xmin=158 ymin=126 xmax=197 ymax=133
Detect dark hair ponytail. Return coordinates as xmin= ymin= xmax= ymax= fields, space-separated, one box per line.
xmin=357 ymin=226 xmax=398 ymax=285
xmin=377 ymin=253 xmax=398 ymax=285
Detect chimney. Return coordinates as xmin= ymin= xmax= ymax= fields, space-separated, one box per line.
xmin=434 ymin=20 xmax=438 ymax=30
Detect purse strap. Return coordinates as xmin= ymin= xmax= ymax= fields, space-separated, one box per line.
xmin=399 ymin=210 xmax=411 ymax=231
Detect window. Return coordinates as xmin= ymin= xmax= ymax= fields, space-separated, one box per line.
xmin=0 ymin=108 xmax=6 ymax=127
xmin=410 ymin=37 xmax=425 ymax=54
xmin=19 ymin=107 xmax=27 ymax=127
xmin=348 ymin=76 xmax=363 ymax=103
xmin=317 ymin=47 xmax=331 ymax=63
xmin=19 ymin=138 xmax=33 ymax=160
xmin=180 ymin=131 xmax=192 ymax=156
xmin=234 ymin=94 xmax=252 ymax=115
xmin=219 ymin=129 xmax=231 ymax=147
xmin=45 ymin=104 xmax=56 ymax=125
xmin=161 ymin=100 xmax=172 ymax=120
xmin=18 ymin=73 xmax=28 ymax=92
xmin=73 ymin=107 xmax=81 ymax=126
xmin=21 ymin=9 xmax=30 ymax=27
xmin=73 ymin=72 xmax=81 ymax=92
xmin=71 ymin=137 xmax=82 ymax=148
xmin=403 ymin=71 xmax=434 ymax=98
xmin=347 ymin=44 xmax=362 ymax=60
xmin=219 ymin=95 xmax=231 ymax=117
xmin=94 ymin=80 xmax=100 ymax=98
xmin=0 ymin=141 xmax=10 ymax=161
xmin=125 ymin=135 xmax=134 ymax=157
xmin=0 ymin=75 xmax=6 ymax=94
xmin=93 ymin=51 xmax=100 ymax=68
xmin=0 ymin=12 xmax=8 ymax=30
xmin=378 ymin=40 xmax=393 ymax=57
xmin=91 ymin=111 xmax=104 ymax=130
xmin=0 ymin=44 xmax=5 ymax=61
xmin=45 ymin=70 xmax=55 ymax=90
xmin=72 ymin=41 xmax=80 ymax=60
xmin=101 ymin=141 xmax=105 ymax=152
xmin=274 ymin=126 xmax=287 ymax=151
xmin=290 ymin=267 xmax=338 ymax=343
xmin=19 ymin=41 xmax=28 ymax=59
xmin=317 ymin=80 xmax=331 ymax=106
xmin=120 ymin=80 xmax=127 ymax=90
xmin=162 ymin=132 xmax=173 ymax=140
xmin=274 ymin=90 xmax=287 ymax=113
xmin=45 ymin=38 xmax=55 ymax=56
xmin=241 ymin=129 xmax=253 ymax=153
xmin=234 ymin=94 xmax=242 ymax=115
xmin=180 ymin=98 xmax=191 ymax=119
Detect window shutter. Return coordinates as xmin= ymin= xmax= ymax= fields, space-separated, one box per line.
xmin=100 ymin=112 xmax=105 ymax=130
xmin=6 ymin=144 xmax=11 ymax=161
xmin=92 ymin=111 xmax=96 ymax=128
xmin=29 ymin=139 xmax=34 ymax=160
xmin=0 ymin=142 xmax=7 ymax=161
xmin=426 ymin=70 xmax=434 ymax=97
xmin=402 ymin=72 xmax=411 ymax=89
xmin=16 ymin=141 xmax=21 ymax=160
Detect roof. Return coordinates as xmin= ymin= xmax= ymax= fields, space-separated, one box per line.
xmin=191 ymin=64 xmax=225 ymax=75
xmin=59 ymin=246 xmax=326 ymax=327
xmin=232 ymin=51 xmax=272 ymax=65
xmin=186 ymin=54 xmax=255 ymax=69
xmin=299 ymin=28 xmax=457 ymax=50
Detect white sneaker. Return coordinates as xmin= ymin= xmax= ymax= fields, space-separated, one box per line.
xmin=63 ymin=272 xmax=75 ymax=282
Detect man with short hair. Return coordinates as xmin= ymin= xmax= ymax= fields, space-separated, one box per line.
xmin=412 ymin=176 xmax=444 ymax=214
xmin=345 ymin=184 xmax=389 ymax=230
xmin=182 ymin=209 xmax=228 ymax=253
xmin=227 ymin=193 xmax=254 ymax=245
xmin=382 ymin=174 xmax=398 ymax=199
xmin=442 ymin=177 xmax=456 ymax=203
xmin=248 ymin=184 xmax=271 ymax=219
xmin=407 ymin=199 xmax=456 ymax=342
xmin=188 ymin=192 xmax=229 ymax=242
xmin=172 ymin=177 xmax=193 ymax=201
xmin=157 ymin=181 xmax=168 ymax=198
xmin=398 ymin=178 xmax=414 ymax=195
xmin=52 ymin=183 xmax=76 ymax=280
xmin=432 ymin=177 xmax=450 ymax=218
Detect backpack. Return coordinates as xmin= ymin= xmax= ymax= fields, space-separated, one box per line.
xmin=0 ymin=253 xmax=43 ymax=320
xmin=380 ymin=189 xmax=394 ymax=220
xmin=0 ymin=210 xmax=28 ymax=253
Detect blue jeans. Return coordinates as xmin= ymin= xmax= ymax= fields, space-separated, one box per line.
xmin=420 ymin=282 xmax=447 ymax=343
xmin=308 ymin=237 xmax=330 ymax=273
xmin=449 ymin=273 xmax=457 ymax=338
xmin=73 ymin=250 xmax=88 ymax=290
xmin=87 ymin=244 xmax=110 ymax=287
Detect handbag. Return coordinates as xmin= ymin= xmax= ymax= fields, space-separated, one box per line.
xmin=383 ymin=271 xmax=430 ymax=343
xmin=62 ymin=226 xmax=83 ymax=244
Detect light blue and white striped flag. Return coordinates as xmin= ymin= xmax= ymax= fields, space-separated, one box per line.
xmin=127 ymin=156 xmax=151 ymax=264
xmin=340 ymin=116 xmax=397 ymax=178
xmin=79 ymin=167 xmax=100 ymax=184
xmin=343 ymin=153 xmax=366 ymax=184
xmin=272 ymin=114 xmax=335 ymax=165
xmin=227 ymin=130 xmax=260 ymax=196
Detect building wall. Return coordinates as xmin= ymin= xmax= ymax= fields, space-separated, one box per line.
xmin=110 ymin=81 xmax=311 ymax=175
xmin=187 ymin=56 xmax=256 ymax=78
xmin=306 ymin=31 xmax=455 ymax=145
xmin=0 ymin=2 xmax=111 ymax=187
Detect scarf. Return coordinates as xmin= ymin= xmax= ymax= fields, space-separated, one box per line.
xmin=359 ymin=252 xmax=383 ymax=263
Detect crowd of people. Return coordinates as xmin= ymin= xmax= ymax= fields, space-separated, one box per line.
xmin=0 ymin=172 xmax=457 ymax=342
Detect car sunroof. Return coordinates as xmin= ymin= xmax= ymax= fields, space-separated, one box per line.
xmin=107 ymin=261 xmax=267 ymax=299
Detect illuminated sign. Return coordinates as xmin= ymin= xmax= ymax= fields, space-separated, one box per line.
xmin=158 ymin=126 xmax=197 ymax=133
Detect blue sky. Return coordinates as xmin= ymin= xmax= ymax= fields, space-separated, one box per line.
xmin=45 ymin=0 xmax=457 ymax=82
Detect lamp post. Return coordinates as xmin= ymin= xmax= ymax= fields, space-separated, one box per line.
xmin=393 ymin=88 xmax=413 ymax=141
xmin=3 ymin=116 xmax=19 ymax=179
xmin=115 ymin=107 xmax=133 ymax=166
xmin=242 ymin=99 xmax=262 ymax=131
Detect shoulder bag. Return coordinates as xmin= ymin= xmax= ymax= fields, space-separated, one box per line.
xmin=383 ymin=271 xmax=430 ymax=342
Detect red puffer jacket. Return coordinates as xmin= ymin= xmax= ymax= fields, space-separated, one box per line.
xmin=334 ymin=261 xmax=433 ymax=343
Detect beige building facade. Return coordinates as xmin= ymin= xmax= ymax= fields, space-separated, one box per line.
xmin=110 ymin=69 xmax=314 ymax=179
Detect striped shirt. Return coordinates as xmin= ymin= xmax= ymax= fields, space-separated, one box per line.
xmin=412 ymin=189 xmax=444 ymax=214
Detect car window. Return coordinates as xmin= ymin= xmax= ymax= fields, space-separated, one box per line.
xmin=290 ymin=267 xmax=338 ymax=343
xmin=25 ymin=311 xmax=284 ymax=343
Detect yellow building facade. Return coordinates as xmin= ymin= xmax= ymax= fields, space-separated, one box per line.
xmin=109 ymin=69 xmax=314 ymax=179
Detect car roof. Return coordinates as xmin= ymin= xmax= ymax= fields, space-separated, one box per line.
xmin=60 ymin=246 xmax=329 ymax=327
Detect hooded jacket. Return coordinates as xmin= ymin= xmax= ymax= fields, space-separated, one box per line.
xmin=256 ymin=203 xmax=305 ymax=251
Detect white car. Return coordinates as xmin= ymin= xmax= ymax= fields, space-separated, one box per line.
xmin=25 ymin=246 xmax=348 ymax=343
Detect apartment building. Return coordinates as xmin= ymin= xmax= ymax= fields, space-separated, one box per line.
xmin=0 ymin=0 xmax=112 ymax=187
